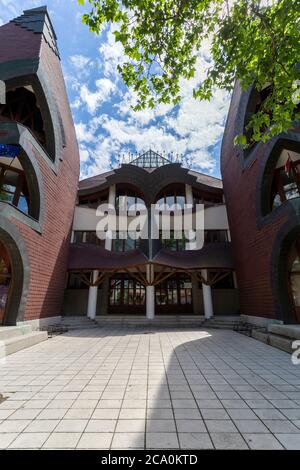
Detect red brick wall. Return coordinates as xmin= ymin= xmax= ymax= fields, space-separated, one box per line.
xmin=0 ymin=22 xmax=41 ymax=62
xmin=221 ymin=85 xmax=291 ymax=319
xmin=0 ymin=21 xmax=80 ymax=321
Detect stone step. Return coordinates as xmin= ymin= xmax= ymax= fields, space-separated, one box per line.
xmin=0 ymin=325 xmax=32 ymax=341
xmin=252 ymin=329 xmax=294 ymax=354
xmin=95 ymin=316 xmax=206 ymax=327
xmin=268 ymin=324 xmax=300 ymax=340
xmin=0 ymin=331 xmax=48 ymax=358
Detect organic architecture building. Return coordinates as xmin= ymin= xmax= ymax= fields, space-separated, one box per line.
xmin=0 ymin=7 xmax=299 ymax=329
xmin=0 ymin=7 xmax=80 ymax=326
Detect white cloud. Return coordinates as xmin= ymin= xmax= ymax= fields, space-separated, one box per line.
xmin=75 ymin=122 xmax=97 ymax=144
xmin=79 ymin=78 xmax=117 ymax=114
xmin=99 ymin=26 xmax=125 ymax=79
xmin=63 ymin=19 xmax=231 ymax=179
xmin=70 ymin=54 xmax=91 ymax=70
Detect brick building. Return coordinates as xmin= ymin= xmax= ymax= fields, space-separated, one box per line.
xmin=0 ymin=7 xmax=80 ymax=326
xmin=0 ymin=7 xmax=299 ymax=328
xmin=221 ymin=82 xmax=300 ymax=325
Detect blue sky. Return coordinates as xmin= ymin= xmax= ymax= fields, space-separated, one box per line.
xmin=0 ymin=0 xmax=231 ymax=180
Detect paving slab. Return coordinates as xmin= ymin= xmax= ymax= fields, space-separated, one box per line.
xmin=0 ymin=326 xmax=299 ymax=450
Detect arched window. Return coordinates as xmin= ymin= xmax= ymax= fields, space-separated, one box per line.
xmin=0 ymin=87 xmax=48 ymax=156
xmin=0 ymin=144 xmax=39 ymax=219
xmin=155 ymin=184 xmax=186 ymax=209
xmin=270 ymin=148 xmax=300 ymax=211
xmin=115 ymin=186 xmax=145 ymax=211
xmin=243 ymin=84 xmax=272 ymax=157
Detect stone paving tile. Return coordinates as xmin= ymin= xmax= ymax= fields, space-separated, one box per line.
xmin=43 ymin=432 xmax=82 ymax=449
xmin=178 ymin=433 xmax=213 ymax=449
xmin=1 ymin=327 xmax=300 ymax=450
xmin=210 ymin=432 xmax=248 ymax=449
xmin=0 ymin=409 xmax=14 ymax=420
xmin=24 ymin=420 xmax=60 ymax=433
xmin=85 ymin=420 xmax=116 ymax=433
xmin=233 ymin=419 xmax=270 ymax=434
xmin=146 ymin=432 xmax=179 ymax=449
xmin=147 ymin=419 xmax=176 ymax=432
xmin=0 ymin=420 xmax=31 ymax=433
xmin=274 ymin=434 xmax=300 ymax=450
xmin=9 ymin=432 xmax=50 ymax=449
xmin=0 ymin=433 xmax=19 ymax=449
xmin=205 ymin=419 xmax=239 ymax=433
xmin=243 ymin=434 xmax=283 ymax=450
xmin=116 ymin=419 xmax=145 ymax=433
xmin=54 ymin=419 xmax=88 ymax=433
xmin=176 ymin=420 xmax=206 ymax=433
xmin=111 ymin=433 xmax=145 ymax=449
xmin=262 ymin=419 xmax=300 ymax=433
xmin=119 ymin=408 xmax=146 ymax=420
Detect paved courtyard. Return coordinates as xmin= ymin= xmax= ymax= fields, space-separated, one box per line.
xmin=0 ymin=326 xmax=300 ymax=450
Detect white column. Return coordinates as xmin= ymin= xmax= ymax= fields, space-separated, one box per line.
xmin=185 ymin=184 xmax=198 ymax=250
xmin=146 ymin=265 xmax=155 ymax=319
xmin=87 ymin=270 xmax=99 ymax=320
xmin=146 ymin=286 xmax=155 ymax=320
xmin=202 ymin=269 xmax=214 ymax=319
xmin=105 ymin=184 xmax=116 ymax=251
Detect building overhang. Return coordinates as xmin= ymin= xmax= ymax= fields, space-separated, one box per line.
xmin=68 ymin=242 xmax=234 ymax=273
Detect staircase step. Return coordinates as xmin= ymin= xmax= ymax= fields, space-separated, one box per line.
xmin=252 ymin=329 xmax=294 ymax=354
xmin=268 ymin=324 xmax=300 ymax=340
xmin=0 ymin=331 xmax=48 ymax=358
xmin=0 ymin=325 xmax=32 ymax=341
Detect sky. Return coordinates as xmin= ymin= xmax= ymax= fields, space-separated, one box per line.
xmin=0 ymin=0 xmax=232 ymax=180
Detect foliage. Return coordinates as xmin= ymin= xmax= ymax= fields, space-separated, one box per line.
xmin=78 ymin=0 xmax=300 ymax=147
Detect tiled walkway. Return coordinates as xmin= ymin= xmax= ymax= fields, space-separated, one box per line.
xmin=0 ymin=327 xmax=300 ymax=450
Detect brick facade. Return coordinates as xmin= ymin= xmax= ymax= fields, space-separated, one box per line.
xmin=0 ymin=8 xmax=80 ymax=324
xmin=221 ymin=83 xmax=300 ymax=322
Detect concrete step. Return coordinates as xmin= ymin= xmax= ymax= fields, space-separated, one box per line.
xmin=95 ymin=315 xmax=205 ymax=327
xmin=0 ymin=331 xmax=48 ymax=358
xmin=252 ymin=329 xmax=294 ymax=354
xmin=0 ymin=325 xmax=32 ymax=341
xmin=268 ymin=324 xmax=300 ymax=340
xmin=202 ymin=317 xmax=241 ymax=330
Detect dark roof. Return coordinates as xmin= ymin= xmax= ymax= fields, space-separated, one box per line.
xmin=68 ymin=244 xmax=148 ymax=271
xmin=68 ymin=242 xmax=233 ymax=271
xmin=78 ymin=164 xmax=223 ymax=195
xmin=78 ymin=170 xmax=114 ymax=192
xmin=12 ymin=6 xmax=59 ymax=57
xmin=153 ymin=243 xmax=234 ymax=270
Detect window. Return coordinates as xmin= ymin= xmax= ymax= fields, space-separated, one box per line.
xmin=160 ymin=230 xmax=186 ymax=251
xmin=115 ymin=188 xmax=145 ymax=212
xmin=0 ymin=87 xmax=48 ymax=153
xmin=156 ymin=185 xmax=186 ymax=209
xmin=112 ymin=232 xmax=141 ymax=252
xmin=67 ymin=273 xmax=89 ymax=289
xmin=131 ymin=150 xmax=171 ymax=168
xmin=244 ymin=85 xmax=272 ymax=156
xmin=79 ymin=192 xmax=108 ymax=209
xmin=204 ymin=230 xmax=228 ymax=244
xmin=72 ymin=231 xmax=105 ymax=247
xmin=270 ymin=149 xmax=300 ymax=211
xmin=156 ymin=274 xmax=192 ymax=306
xmin=211 ymin=272 xmax=235 ymax=289
xmin=193 ymin=191 xmax=223 ymax=207
xmin=109 ymin=274 xmax=145 ymax=306
xmin=0 ymin=156 xmax=30 ymax=215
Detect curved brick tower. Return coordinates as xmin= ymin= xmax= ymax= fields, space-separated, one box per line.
xmin=221 ymin=82 xmax=300 ymax=324
xmin=0 ymin=7 xmax=80 ymax=325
